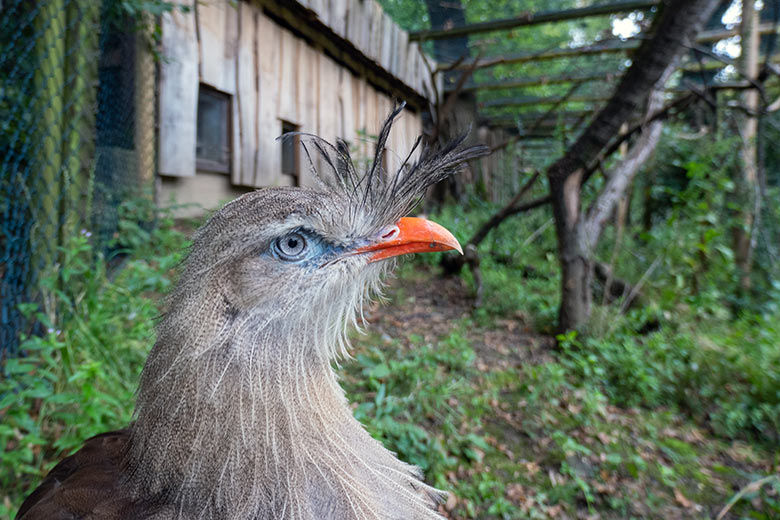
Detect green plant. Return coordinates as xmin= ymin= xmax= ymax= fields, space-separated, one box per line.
xmin=343 ymin=328 xmax=491 ymax=485
xmin=0 ymin=201 xmax=188 ymax=518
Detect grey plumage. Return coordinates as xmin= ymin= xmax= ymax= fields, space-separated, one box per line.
xmin=17 ymin=109 xmax=488 ymax=520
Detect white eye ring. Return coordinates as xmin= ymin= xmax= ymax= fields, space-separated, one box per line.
xmin=274 ymin=232 xmax=308 ymax=261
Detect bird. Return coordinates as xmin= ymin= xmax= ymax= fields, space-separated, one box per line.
xmin=16 ymin=107 xmax=488 ymax=520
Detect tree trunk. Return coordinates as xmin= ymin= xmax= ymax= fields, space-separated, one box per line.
xmin=732 ymin=0 xmax=760 ymax=293
xmin=553 ymin=180 xmax=592 ymax=329
xmin=546 ymin=0 xmax=719 ymax=332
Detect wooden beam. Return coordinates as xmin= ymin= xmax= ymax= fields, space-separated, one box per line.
xmin=479 ymin=77 xmax=775 ymax=111
xmin=453 ymin=71 xmax=617 ymax=92
xmin=483 ymin=112 xmax=590 ymax=124
xmin=409 ymin=0 xmax=659 ymax=41
xmin=448 ymin=39 xmax=638 ymax=71
xmin=697 ymin=21 xmax=777 ymax=43
xmin=453 ymin=55 xmax=780 ymax=94
xmin=481 ymin=93 xmax=611 ymax=108
xmin=481 ymin=113 xmax=591 ymax=130
xmin=478 ymin=71 xmax=766 ymax=108
xmin=442 ymin=23 xmax=778 ymax=71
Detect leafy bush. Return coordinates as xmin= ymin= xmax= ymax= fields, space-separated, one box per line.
xmin=0 ymin=201 xmax=188 ymax=518
xmin=556 ymin=314 xmax=780 ymax=444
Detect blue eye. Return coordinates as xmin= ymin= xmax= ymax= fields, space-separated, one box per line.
xmin=273 ymin=232 xmax=308 ymax=261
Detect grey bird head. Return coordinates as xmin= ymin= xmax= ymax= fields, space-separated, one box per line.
xmin=128 ymin=107 xmax=488 ymax=519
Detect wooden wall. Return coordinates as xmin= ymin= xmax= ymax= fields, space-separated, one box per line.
xmin=295 ymin=0 xmax=436 ymax=100
xmin=158 ymin=0 xmax=426 ymax=189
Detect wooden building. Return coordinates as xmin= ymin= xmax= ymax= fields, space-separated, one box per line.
xmin=155 ymin=0 xmax=437 ymax=216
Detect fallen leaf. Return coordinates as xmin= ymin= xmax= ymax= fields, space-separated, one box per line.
xmin=445 ymin=493 xmax=458 ymax=511
xmin=674 ymin=488 xmax=693 ymax=508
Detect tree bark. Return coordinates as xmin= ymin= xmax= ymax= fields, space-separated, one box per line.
xmin=732 ymin=0 xmax=761 ymax=293
xmin=547 ymin=0 xmax=719 ymax=332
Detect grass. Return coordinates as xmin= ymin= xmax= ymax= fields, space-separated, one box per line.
xmin=1 ymin=197 xmax=779 ymax=519
xmin=344 ymin=267 xmax=780 ymax=518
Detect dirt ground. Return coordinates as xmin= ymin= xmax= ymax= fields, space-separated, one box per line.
xmin=355 ymin=267 xmax=779 ymax=520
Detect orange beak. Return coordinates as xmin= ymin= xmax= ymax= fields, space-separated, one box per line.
xmin=357 ymin=217 xmax=463 ymax=263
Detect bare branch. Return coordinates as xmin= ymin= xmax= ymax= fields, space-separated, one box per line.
xmin=584 ymin=86 xmax=666 ymax=250
xmin=581 ymin=92 xmax=696 ymax=184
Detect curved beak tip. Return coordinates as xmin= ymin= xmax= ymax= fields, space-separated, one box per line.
xmin=357 ymin=217 xmax=462 ymax=262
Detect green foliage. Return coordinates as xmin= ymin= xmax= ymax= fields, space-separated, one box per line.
xmin=342 ymin=328 xmax=492 ymax=488
xmin=557 ymin=316 xmax=780 ymax=444
xmin=422 ymin=194 xmax=561 ymax=330
xmin=0 ymin=200 xmax=188 ymax=518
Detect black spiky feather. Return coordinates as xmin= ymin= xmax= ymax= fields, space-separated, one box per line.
xmin=293 ymin=104 xmax=490 ymax=232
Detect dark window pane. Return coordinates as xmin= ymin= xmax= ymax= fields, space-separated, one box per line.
xmin=196 ymin=86 xmax=230 ymax=173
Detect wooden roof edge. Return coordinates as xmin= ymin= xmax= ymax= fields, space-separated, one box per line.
xmin=255 ymin=0 xmax=438 ymax=109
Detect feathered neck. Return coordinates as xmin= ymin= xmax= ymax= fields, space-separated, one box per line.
xmin=126 ymin=277 xmax=444 ymax=520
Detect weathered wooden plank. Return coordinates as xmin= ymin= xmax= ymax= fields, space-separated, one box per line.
xmin=318 ymin=54 xmax=339 ymax=144
xmin=393 ymin=25 xmax=407 ymax=79
xmin=369 ymin=4 xmax=383 ymax=62
xmin=379 ymin=13 xmax=393 ymax=72
xmin=404 ymin=108 xmax=421 ymax=166
xmin=346 ymin=0 xmax=360 ymax=47
xmin=353 ymin=75 xmax=368 ymax=163
xmin=234 ymin=2 xmax=256 ymax=186
xmin=198 ymin=0 xmax=233 ymax=93
xmin=330 ymin=0 xmax=348 ymax=38
xmin=158 ymin=0 xmax=198 ymax=177
xmin=338 ymin=67 xmax=355 ymax=145
xmin=378 ymin=94 xmax=395 ymax=173
xmin=222 ymin=3 xmax=240 ymax=181
xmin=384 ymin=95 xmax=399 ymax=175
xmin=360 ymin=1 xmax=373 ymax=58
xmin=223 ymin=2 xmax=239 ymax=88
xmin=365 ymin=85 xmax=377 ymax=142
xmin=408 ymin=42 xmax=421 ymax=94
xmin=311 ymin=55 xmax=338 ymax=182
xmin=278 ymin=29 xmax=299 ymax=124
xmin=297 ymin=43 xmax=319 ymax=187
xmin=256 ymin=11 xmax=281 ymax=186
xmin=297 ymin=41 xmax=318 ymax=134
xmin=317 ymin=0 xmax=330 ymax=27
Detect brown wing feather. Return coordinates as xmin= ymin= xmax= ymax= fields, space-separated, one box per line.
xmin=16 ymin=429 xmax=145 ymax=520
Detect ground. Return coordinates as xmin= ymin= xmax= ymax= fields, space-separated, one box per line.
xmin=343 ymin=264 xmax=779 ymax=520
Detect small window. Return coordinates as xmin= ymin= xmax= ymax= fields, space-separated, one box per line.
xmin=281 ymin=121 xmax=299 ymax=181
xmin=196 ymin=86 xmax=231 ymax=174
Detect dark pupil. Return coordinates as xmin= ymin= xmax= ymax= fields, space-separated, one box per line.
xmin=287 ymin=238 xmax=299 ymax=249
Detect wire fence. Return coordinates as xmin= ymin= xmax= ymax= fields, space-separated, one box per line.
xmin=0 ymin=0 xmax=156 ymax=356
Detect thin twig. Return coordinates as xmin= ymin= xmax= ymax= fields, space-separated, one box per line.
xmin=616 ymin=255 xmax=661 ymax=318
xmin=716 ymin=475 xmax=780 ymax=520
xmin=522 ymin=218 xmax=554 ymax=247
